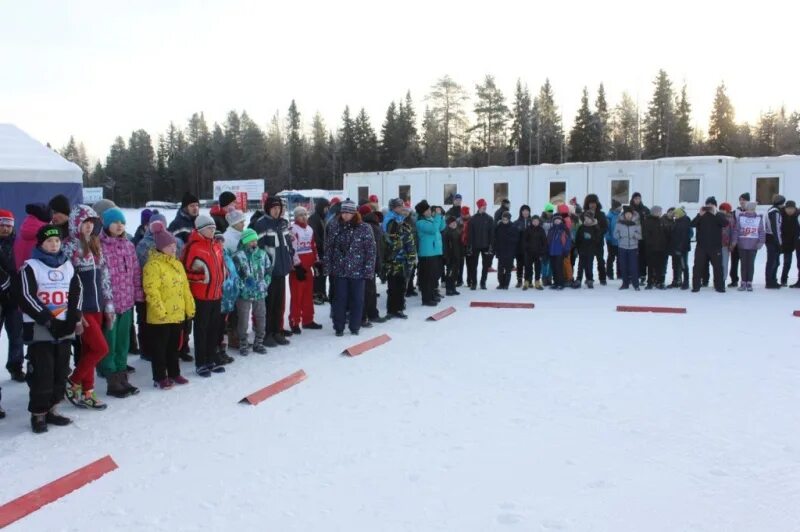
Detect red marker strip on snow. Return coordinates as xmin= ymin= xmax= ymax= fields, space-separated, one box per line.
xmin=240 ymin=370 xmax=307 ymax=405
xmin=470 ymin=301 xmax=535 ymax=309
xmin=793 ymin=311 xmax=800 ymax=317
xmin=343 ymin=334 xmax=391 ymax=356
xmin=427 ymin=306 xmax=456 ymax=321
xmin=0 ymin=455 xmax=118 ymax=528
xmin=616 ymin=305 xmax=686 ymax=314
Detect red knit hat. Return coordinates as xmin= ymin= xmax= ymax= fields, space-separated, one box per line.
xmin=476 ymin=199 xmax=487 ymax=209
xmin=0 ymin=209 xmax=14 ymax=227
xmin=358 ymin=204 xmax=373 ymax=216
xmin=461 ymin=206 xmax=470 ymax=216
xmin=557 ymin=203 xmax=570 ymax=214
xmin=369 ymin=194 xmax=379 ymax=203
xmin=330 ymin=197 xmax=341 ymax=205
xmin=719 ymin=202 xmax=732 ymax=213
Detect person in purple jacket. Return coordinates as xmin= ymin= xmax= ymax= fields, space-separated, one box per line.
xmin=734 ymin=201 xmax=766 ymax=292
xmin=324 ymin=200 xmax=376 ymax=337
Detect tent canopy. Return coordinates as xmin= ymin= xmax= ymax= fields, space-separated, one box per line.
xmin=0 ymin=123 xmax=83 ymax=183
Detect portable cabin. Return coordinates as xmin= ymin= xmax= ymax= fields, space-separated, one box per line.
xmin=474 ymin=166 xmax=529 ymax=213
xmin=529 ymin=163 xmax=589 ymax=212
xmin=382 ymin=168 xmax=429 ymax=207
xmin=729 ymin=155 xmax=800 ymax=210
xmin=652 ymin=156 xmax=733 ymax=217
xmin=344 ymin=171 xmax=384 ymax=206
xmin=588 ymin=160 xmax=655 ymax=210
xmin=426 ymin=167 xmax=475 ymax=210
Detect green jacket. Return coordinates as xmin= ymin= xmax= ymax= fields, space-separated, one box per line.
xmin=232 ymin=244 xmax=272 ymax=301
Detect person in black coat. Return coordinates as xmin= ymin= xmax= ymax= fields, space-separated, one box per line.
xmin=361 ymin=206 xmax=385 ymax=326
xmin=691 ymin=197 xmax=729 ymax=292
xmin=493 ymin=212 xmax=519 ymax=289
xmin=211 ymin=191 xmax=237 ymax=233
xmin=309 ymin=198 xmax=330 ymax=303
xmin=467 ymin=199 xmax=495 ymax=290
xmin=573 ymin=211 xmax=603 ymax=288
xmin=582 ymin=194 xmax=609 ymax=284
xmin=168 ymin=192 xmax=200 ymax=244
xmin=630 ymin=192 xmax=650 ymax=281
xmin=642 ymin=206 xmax=670 ymax=289
xmin=513 ymin=205 xmax=532 ymax=287
xmin=494 ymin=199 xmax=510 ymax=223
xmin=780 ymin=200 xmax=798 ymax=286
xmin=670 ymin=207 xmax=692 ymax=289
xmin=523 ymin=215 xmax=547 ymax=290
xmin=443 ymin=216 xmax=464 ymax=295
xmin=445 ymin=194 xmax=464 ymax=221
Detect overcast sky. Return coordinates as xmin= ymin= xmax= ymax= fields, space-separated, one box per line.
xmin=1 ymin=0 xmax=797 ymax=162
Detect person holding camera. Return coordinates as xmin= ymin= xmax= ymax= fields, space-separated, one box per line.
xmin=415 ymin=201 xmax=445 ymax=306
xmin=690 ymin=197 xmax=729 ymax=293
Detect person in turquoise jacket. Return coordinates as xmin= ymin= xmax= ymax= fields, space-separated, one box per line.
xmin=414 ymin=200 xmax=446 ymax=306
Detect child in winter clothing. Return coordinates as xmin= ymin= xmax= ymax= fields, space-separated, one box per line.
xmin=219 ymin=232 xmax=239 ymax=355
xmin=735 ymin=202 xmax=766 ymax=291
xmin=513 ymin=205 xmax=532 ymax=287
xmin=0 ymin=209 xmax=24 ymax=382
xmin=98 ymin=208 xmax=144 ymax=398
xmin=669 ymin=208 xmax=692 ymax=289
xmin=16 ymin=225 xmax=83 ymax=433
xmin=780 ymin=200 xmax=798 ymax=286
xmin=494 ymin=211 xmax=519 ymax=289
xmin=443 ymin=215 xmax=464 ymax=295
xmin=546 ymin=214 xmax=572 ymax=289
xmin=522 ymin=215 xmax=547 ymax=290
xmin=182 ymin=215 xmax=228 ymax=377
xmin=290 ymin=206 xmax=322 ymax=332
xmin=62 ymin=205 xmax=113 ymax=410
xmin=540 ymin=205 xmax=555 ymax=285
xmin=614 ymin=207 xmax=642 ymax=290
xmin=132 ymin=208 xmax=153 ymax=246
xmin=642 ymin=206 xmax=670 ymax=289
xmin=233 ymin=228 xmax=271 ymax=355
xmin=360 ymin=205 xmax=386 ymax=326
xmin=574 ymin=211 xmax=603 ymax=288
xmin=719 ymin=203 xmax=738 ymax=287
xmin=382 ymin=199 xmax=417 ymax=319
xmin=605 ymin=199 xmax=621 ymax=280
xmin=143 ymin=225 xmax=195 ymax=388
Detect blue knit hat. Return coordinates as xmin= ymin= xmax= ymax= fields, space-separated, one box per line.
xmin=102 ymin=207 xmax=126 ymax=228
xmin=140 ymin=208 xmax=153 ymax=226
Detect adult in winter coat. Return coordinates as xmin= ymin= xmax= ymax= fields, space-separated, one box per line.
xmin=49 ymin=194 xmax=71 ymax=240
xmin=642 ymin=206 xmax=670 ymax=289
xmin=445 ymin=194 xmax=464 ymax=221
xmin=574 ymin=211 xmax=603 ymax=288
xmin=669 ymin=208 xmax=692 ymax=289
xmin=142 ymin=226 xmax=195 ymax=389
xmin=513 ymin=205 xmax=532 ymax=287
xmin=97 ymin=209 xmax=144 ymax=398
xmin=252 ymin=196 xmax=294 ymax=346
xmin=780 ymin=200 xmax=798 ymax=286
xmin=0 ymin=210 xmax=24 ymax=381
xmin=728 ymin=192 xmax=750 ymax=287
xmin=168 ymin=192 xmax=201 ymax=244
xmin=494 ymin=211 xmax=519 ymax=289
xmin=630 ymin=192 xmax=650 ymax=281
xmin=182 ymin=215 xmax=228 ymax=377
xmin=382 ymin=199 xmax=417 ymax=319
xmin=522 ymin=215 xmax=547 ymax=289
xmin=734 ymin=201 xmax=766 ymax=291
xmin=309 ymin=198 xmax=330 ymax=304
xmin=467 ymin=199 xmax=495 ymax=290
xmin=605 ymin=200 xmax=621 ymax=280
xmin=233 ymin=228 xmax=271 ymax=355
xmin=764 ymin=193 xmax=785 ymax=288
xmin=614 ymin=207 xmax=642 ymax=290
xmin=289 ymin=206 xmax=322 ymax=333
xmin=361 ymin=205 xmax=385 ymax=325
xmin=583 ymin=194 xmax=609 ymax=284
xmin=414 ymin=200 xmax=446 ymax=306
xmin=719 ymin=203 xmax=737 ymax=287
xmin=690 ymin=197 xmax=729 ymax=293
xmin=211 ymin=191 xmax=238 ymax=233
xmin=546 ymin=215 xmax=572 ymax=289
xmin=494 ymin=199 xmax=510 ymax=223
xmin=324 ymin=200 xmax=376 ymax=336
xmin=443 ymin=215 xmax=464 ymax=295
xmin=14 ymin=203 xmax=52 ymax=270
xmin=16 ymin=224 xmax=83 ymax=433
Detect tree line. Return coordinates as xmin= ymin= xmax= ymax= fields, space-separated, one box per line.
xmin=58 ymin=70 xmax=800 ymax=206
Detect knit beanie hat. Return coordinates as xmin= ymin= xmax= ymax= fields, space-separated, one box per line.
xmin=0 ymin=209 xmax=14 ymax=227
xmin=49 ymin=194 xmax=71 ymax=216
xmin=786 ymin=200 xmax=797 ymax=209
xmin=389 ymin=198 xmax=404 ymax=210
xmin=461 ymin=206 xmax=471 ymax=217
xmin=674 ymin=207 xmax=685 ymax=218
xmin=415 ymin=200 xmax=431 ymax=216
xmin=446 ymin=215 xmax=457 ymax=225
xmin=705 ymin=196 xmax=718 ymax=207
xmin=358 ymin=204 xmax=372 ymax=216
xmin=719 ymin=202 xmax=733 ymax=213
xmin=36 ymin=224 xmax=62 ymax=246
xmin=195 ymin=214 xmax=215 ymax=231
xmin=152 ymin=224 xmax=177 ymax=251
xmin=219 ymin=191 xmax=237 ymax=208
xmin=369 ymin=194 xmax=379 ymax=203
xmin=239 ymin=228 xmax=258 ymax=246
xmin=330 ymin=197 xmax=341 ymax=206
xmin=225 ymin=209 xmax=246 ymax=227
xmin=501 ymin=211 xmax=512 ymax=220
xmin=340 ymin=200 xmax=357 ymax=214
xmin=651 ymin=205 xmax=663 ymax=217
xmin=740 ymin=192 xmax=751 ymax=201
xmin=265 ymin=196 xmax=283 ymax=211
xmin=91 ymin=199 xmax=116 ymax=218
xmin=611 ymin=199 xmax=622 ymax=210
xmin=149 ymin=213 xmax=167 ymax=232
xmin=140 ymin=208 xmax=154 ymax=226
xmin=454 ymin=194 xmax=463 ymax=200
xmin=773 ymin=194 xmax=786 ymax=206
xmin=746 ymin=201 xmax=757 ymax=212
xmin=557 ymin=203 xmax=570 ymax=215
xmin=26 ymin=203 xmax=52 ymax=223
xmin=476 ymin=199 xmax=487 ymax=209
xmin=181 ymin=192 xmax=200 ymax=209
xmin=102 ymin=207 xmax=126 ymax=228
xmin=544 ymin=203 xmax=555 ymax=213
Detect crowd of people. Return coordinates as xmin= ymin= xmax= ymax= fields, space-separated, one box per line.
xmin=0 ymin=187 xmax=795 ymax=433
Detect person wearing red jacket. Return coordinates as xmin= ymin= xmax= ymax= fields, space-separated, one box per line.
xmin=289 ymin=206 xmax=322 ymax=333
xmin=182 ymin=215 xmax=227 ymax=378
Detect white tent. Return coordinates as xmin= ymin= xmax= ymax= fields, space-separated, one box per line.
xmin=0 ymin=124 xmax=83 ymax=224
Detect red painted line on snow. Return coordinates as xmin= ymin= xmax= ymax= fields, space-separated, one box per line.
xmin=616 ymin=305 xmax=686 ymax=314
xmin=240 ymin=370 xmax=307 ymax=405
xmin=427 ymin=306 xmax=456 ymax=321
xmin=793 ymin=310 xmax=800 ymax=317
xmin=470 ymin=301 xmax=535 ymax=309
xmin=0 ymin=455 xmax=118 ymax=528
xmin=343 ymin=334 xmax=391 ymax=356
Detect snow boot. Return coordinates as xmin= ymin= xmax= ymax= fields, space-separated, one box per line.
xmin=9 ymin=368 xmax=25 ymax=382
xmin=107 ymin=372 xmax=129 ymax=399
xmin=172 ymin=375 xmax=189 ymax=385
xmin=791 ymin=281 xmax=800 ymax=288
xmin=179 ymin=352 xmax=194 ymax=363
xmin=253 ymin=344 xmax=267 ymax=355
xmin=737 ymin=284 xmax=747 ymax=291
xmin=586 ymin=280 xmax=594 ymax=289
xmin=46 ymin=408 xmax=71 ymax=426
xmin=263 ymin=335 xmax=278 ymax=348
xmin=31 ymin=413 xmax=48 ymax=433
xmin=335 ymin=330 xmax=344 ymax=337
xmin=746 ymin=282 xmax=753 ymax=292
xmin=291 ymin=325 xmax=302 ymax=335
xmin=515 ymin=279 xmax=523 ymax=288
xmin=273 ymin=334 xmax=290 ymax=346
xmin=535 ymin=280 xmax=543 ymax=290
xmin=0 ymin=405 xmax=5 ymax=419
xmin=196 ymin=366 xmax=212 ymax=378
xmin=209 ymin=363 xmax=226 ymax=374
xmin=522 ymin=281 xmax=530 ymax=290
xmin=66 ymin=381 xmax=84 ymax=408
xmin=304 ymin=322 xmax=323 ymax=329
xmin=239 ymin=346 xmax=250 ymax=357
xmin=619 ymin=283 xmax=629 ymax=290
xmin=728 ymin=281 xmax=738 ymax=288
xmin=121 ymin=371 xmax=140 ymax=396
xmin=80 ymin=390 xmax=108 ymax=410
xmin=154 ymin=378 xmax=173 ymax=390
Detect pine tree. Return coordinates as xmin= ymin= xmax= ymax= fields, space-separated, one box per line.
xmin=591 ymin=83 xmax=611 ymax=161
xmin=286 ymin=100 xmax=303 ymax=187
xmin=568 ymin=87 xmax=594 ymax=162
xmin=60 ymin=136 xmax=90 ymax=181
xmin=379 ymin=101 xmax=399 ymax=170
xmin=104 ymin=136 xmax=127 ymax=204
xmin=755 ymin=110 xmax=778 ymax=156
xmin=775 ymin=107 xmax=800 ymax=155
xmin=421 ymin=106 xmax=447 ymax=166
xmin=642 ymin=70 xmax=675 ymax=158
xmin=707 ymin=82 xmax=737 ymax=156
xmin=265 ymin=111 xmax=287 ymax=190
xmin=472 ymin=74 xmax=509 ymax=165
xmin=89 ymin=161 xmax=106 ymax=188
xmin=672 ymin=85 xmax=693 ymax=156
xmin=396 ymin=92 xmax=421 ymax=168
xmin=126 ymin=129 xmax=156 ymax=205
xmin=427 ymin=75 xmax=469 ymax=166
xmin=354 ymin=108 xmax=379 ymax=172
xmin=239 ymin=111 xmax=267 ymax=180
xmin=735 ymin=123 xmax=755 ymax=157
xmin=533 ymin=79 xmax=564 ymax=163
xmin=338 ymin=106 xmax=358 ymax=174
xmin=508 ymin=79 xmax=533 ymax=165
xmin=611 ymin=92 xmax=641 ymax=160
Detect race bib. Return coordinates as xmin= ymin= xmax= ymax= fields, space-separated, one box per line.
xmin=739 ymin=216 xmax=761 ymax=239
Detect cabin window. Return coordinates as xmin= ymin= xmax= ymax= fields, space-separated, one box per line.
xmin=493 ymin=183 xmax=508 ymax=205
xmin=443 ymin=184 xmax=458 ymax=205
xmin=399 ymin=185 xmax=411 ymax=203
xmin=549 ymin=181 xmax=566 ymax=205
xmin=755 ymin=177 xmax=780 ymax=206
xmin=678 ymin=178 xmax=701 ymax=203
xmin=611 ymin=179 xmax=629 ymax=205
xmin=358 ymin=186 xmax=369 ymax=204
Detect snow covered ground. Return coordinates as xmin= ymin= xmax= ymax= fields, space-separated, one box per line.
xmin=1 ymin=208 xmax=800 ymax=531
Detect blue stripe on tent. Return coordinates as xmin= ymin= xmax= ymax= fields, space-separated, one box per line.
xmin=0 ymin=183 xmax=83 ymax=228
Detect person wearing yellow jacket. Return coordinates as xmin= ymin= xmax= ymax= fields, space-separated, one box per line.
xmin=142 ymin=225 xmax=195 ymax=389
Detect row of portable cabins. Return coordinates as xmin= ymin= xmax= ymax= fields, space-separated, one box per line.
xmin=344 ymin=156 xmax=800 ymax=217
